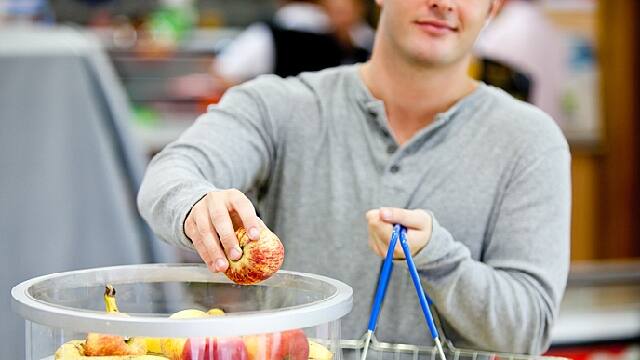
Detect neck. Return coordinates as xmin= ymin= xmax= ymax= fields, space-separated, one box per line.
xmin=360 ymin=38 xmax=477 ymax=144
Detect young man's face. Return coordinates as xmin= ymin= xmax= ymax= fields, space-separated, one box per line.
xmin=376 ymin=0 xmax=499 ymax=67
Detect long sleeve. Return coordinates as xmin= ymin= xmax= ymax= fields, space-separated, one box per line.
xmin=412 ymin=145 xmax=571 ymax=354
xmin=137 ymin=79 xmax=284 ymax=249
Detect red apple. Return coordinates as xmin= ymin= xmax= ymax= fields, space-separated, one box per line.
xmin=215 ymin=336 xmax=250 ymax=360
xmin=280 ymin=329 xmax=309 ymax=360
xmin=182 ymin=336 xmax=248 ymax=360
xmin=243 ymin=329 xmax=308 ymax=360
xmin=225 ymin=227 xmax=284 ymax=285
xmin=83 ymin=332 xmax=146 ymax=356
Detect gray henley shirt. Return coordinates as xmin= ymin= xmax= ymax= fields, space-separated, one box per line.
xmin=138 ymin=64 xmax=571 ymax=354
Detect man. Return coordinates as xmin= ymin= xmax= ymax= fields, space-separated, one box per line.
xmin=138 ymin=0 xmax=571 ymax=355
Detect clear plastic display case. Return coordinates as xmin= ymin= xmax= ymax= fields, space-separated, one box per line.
xmin=11 ymin=264 xmax=352 ymax=360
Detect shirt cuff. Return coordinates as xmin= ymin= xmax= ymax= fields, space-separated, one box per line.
xmin=412 ymin=214 xmax=457 ymax=267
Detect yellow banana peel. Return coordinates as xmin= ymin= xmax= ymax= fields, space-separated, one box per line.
xmin=308 ymin=339 xmax=333 ymax=360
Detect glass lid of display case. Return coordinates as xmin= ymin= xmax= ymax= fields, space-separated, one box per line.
xmin=11 ymin=263 xmax=353 ymax=338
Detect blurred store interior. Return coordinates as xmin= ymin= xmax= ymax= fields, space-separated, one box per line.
xmin=1 ymin=0 xmax=639 ymax=359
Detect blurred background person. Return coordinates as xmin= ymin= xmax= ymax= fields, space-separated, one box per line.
xmin=322 ymin=0 xmax=374 ymax=65
xmin=474 ymin=0 xmax=569 ymax=126
xmin=213 ymin=0 xmax=372 ymax=85
xmin=173 ymin=0 xmax=373 ymax=99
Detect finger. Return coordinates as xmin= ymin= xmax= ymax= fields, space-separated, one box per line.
xmin=393 ymin=242 xmax=405 ymax=259
xmin=194 ymin=205 xmax=229 ymax=272
xmin=372 ymin=220 xmax=394 ymax=244
xmin=191 ymin=235 xmax=214 ymax=272
xmin=371 ymin=237 xmax=388 ymax=258
xmin=379 ymin=207 xmax=431 ymax=229
xmin=369 ymin=217 xmax=404 ymax=259
xmin=206 ymin=194 xmax=241 ymax=261
xmin=365 ymin=209 xmax=379 ymax=223
xmin=227 ymin=189 xmax=261 ymax=241
xmin=188 ymin=214 xmax=218 ymax=271
xmin=367 ymin=213 xmax=391 ymax=258
xmin=201 ymin=230 xmax=229 ymax=272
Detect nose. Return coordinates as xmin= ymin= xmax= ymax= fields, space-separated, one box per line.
xmin=427 ymin=0 xmax=454 ymax=12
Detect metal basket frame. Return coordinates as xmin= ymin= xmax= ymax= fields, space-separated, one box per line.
xmin=338 ymin=334 xmax=569 ymax=360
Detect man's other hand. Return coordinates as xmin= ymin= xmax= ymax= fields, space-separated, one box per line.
xmin=366 ymin=207 xmax=433 ymax=259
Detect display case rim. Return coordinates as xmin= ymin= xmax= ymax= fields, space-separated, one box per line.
xmin=11 ymin=263 xmax=353 ymax=337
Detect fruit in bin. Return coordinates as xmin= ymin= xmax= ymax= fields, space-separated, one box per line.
xmin=214 ymin=336 xmax=249 ymax=360
xmin=181 ymin=337 xmax=214 ymax=360
xmin=161 ymin=308 xmax=234 ymax=359
xmin=82 ymin=285 xmax=148 ymax=356
xmin=145 ymin=337 xmax=164 ymax=355
xmin=162 ymin=337 xmax=188 ymax=360
xmin=181 ymin=336 xmax=248 ymax=360
xmin=279 ymin=329 xmax=309 ymax=360
xmin=170 ymin=309 xmax=209 ymax=319
xmin=55 ymin=339 xmax=166 ymax=359
xmin=54 ymin=340 xmax=85 ymax=359
xmin=141 ymin=307 xmax=207 ymax=356
xmin=225 ymin=227 xmax=284 ymax=285
xmin=243 ymin=329 xmax=309 ymax=360
xmin=207 ymin=308 xmax=225 ymax=316
xmin=83 ymin=333 xmax=148 ymax=356
xmin=308 ymin=340 xmax=333 ymax=360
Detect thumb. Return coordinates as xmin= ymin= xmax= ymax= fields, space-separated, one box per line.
xmin=379 ymin=207 xmax=431 ymax=229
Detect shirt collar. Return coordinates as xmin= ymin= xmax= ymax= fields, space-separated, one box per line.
xmin=348 ymin=63 xmax=489 ymax=124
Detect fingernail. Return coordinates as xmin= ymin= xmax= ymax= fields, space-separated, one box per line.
xmin=381 ymin=208 xmax=392 ymax=221
xmin=230 ymin=247 xmax=242 ymax=260
xmin=249 ymin=227 xmax=260 ymax=240
xmin=215 ymin=258 xmax=227 ymax=271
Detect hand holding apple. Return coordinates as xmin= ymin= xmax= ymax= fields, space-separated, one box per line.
xmin=184 ymin=189 xmax=263 ymax=274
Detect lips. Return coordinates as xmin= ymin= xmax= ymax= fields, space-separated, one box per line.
xmin=414 ymin=20 xmax=458 ymax=35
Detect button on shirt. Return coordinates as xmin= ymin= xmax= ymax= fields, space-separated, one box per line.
xmin=138 ymin=64 xmax=571 ymax=354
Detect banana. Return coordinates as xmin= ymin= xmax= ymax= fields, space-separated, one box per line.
xmin=207 ymin=308 xmax=225 ymax=316
xmin=168 ymin=309 xmax=208 ymax=319
xmin=104 ymin=285 xmax=120 ymax=313
xmin=308 ymin=339 xmax=333 ymax=360
xmin=144 ymin=337 xmax=164 ymax=355
xmin=55 ymin=340 xmax=86 ymax=359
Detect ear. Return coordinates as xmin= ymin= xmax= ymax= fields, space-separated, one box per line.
xmin=375 ymin=0 xmax=383 ymax=8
